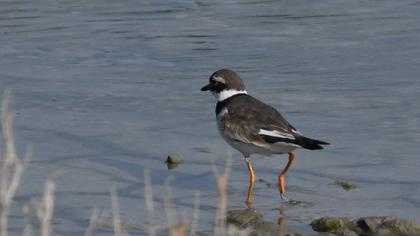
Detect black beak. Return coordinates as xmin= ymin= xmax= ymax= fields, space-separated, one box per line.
xmin=201 ymin=84 xmax=211 ymax=91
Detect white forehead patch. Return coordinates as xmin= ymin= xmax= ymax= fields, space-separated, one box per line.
xmin=212 ymin=75 xmax=226 ymax=84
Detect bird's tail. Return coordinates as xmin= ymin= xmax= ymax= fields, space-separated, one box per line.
xmin=297 ymin=136 xmax=329 ymax=150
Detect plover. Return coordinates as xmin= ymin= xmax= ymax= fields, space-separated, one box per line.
xmin=201 ymin=69 xmax=329 ymax=205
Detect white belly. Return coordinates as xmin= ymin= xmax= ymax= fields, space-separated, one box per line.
xmin=217 ymin=120 xmax=298 ymax=156
xmin=225 ymin=138 xmax=298 ymax=156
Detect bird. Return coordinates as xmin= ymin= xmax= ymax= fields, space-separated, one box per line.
xmin=201 ymin=68 xmax=329 ymax=205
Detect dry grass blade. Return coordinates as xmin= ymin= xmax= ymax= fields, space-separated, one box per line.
xmin=212 ymin=157 xmax=232 ymax=236
xmin=36 ymin=180 xmax=56 ymax=236
xmin=21 ymin=225 xmax=32 ymax=236
xmin=144 ymin=170 xmax=156 ymax=236
xmin=1 ymin=90 xmax=17 ymax=164
xmin=164 ymin=177 xmax=189 ymax=236
xmin=163 ymin=177 xmax=175 ymax=229
xmin=169 ymin=219 xmax=188 ymax=236
xmin=84 ymin=208 xmax=99 ymax=236
xmin=111 ymin=187 xmax=122 ymax=236
xmin=189 ymin=191 xmax=201 ymax=236
xmin=0 ymin=90 xmax=31 ymax=236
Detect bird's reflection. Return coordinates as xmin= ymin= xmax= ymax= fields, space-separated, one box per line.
xmin=238 ymin=198 xmax=307 ymax=228
xmin=278 ymin=207 xmax=286 ymax=226
xmin=234 ymin=203 xmax=287 ymax=227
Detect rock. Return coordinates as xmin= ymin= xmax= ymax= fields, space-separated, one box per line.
xmin=357 ymin=216 xmax=420 ymax=235
xmin=333 ymin=228 xmax=358 ymax=236
xmin=227 ymin=208 xmax=263 ymax=226
xmin=382 ymin=217 xmax=420 ymax=235
xmin=165 ymin=155 xmax=182 ymax=169
xmin=356 ymin=216 xmax=386 ymax=233
xmin=311 ymin=217 xmax=353 ymax=232
xmin=334 ymin=180 xmax=357 ymax=191
xmin=312 ymin=216 xmax=420 ymax=236
xmin=374 ymin=228 xmax=394 ymax=236
xmin=226 ymin=208 xmax=305 ymax=236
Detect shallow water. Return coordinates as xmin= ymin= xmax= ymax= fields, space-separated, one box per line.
xmin=1 ymin=0 xmax=420 ymax=235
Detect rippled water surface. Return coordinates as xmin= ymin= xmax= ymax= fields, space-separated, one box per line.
xmin=1 ymin=0 xmax=420 ymax=235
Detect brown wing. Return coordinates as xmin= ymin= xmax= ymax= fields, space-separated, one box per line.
xmin=219 ymin=95 xmax=296 ymax=145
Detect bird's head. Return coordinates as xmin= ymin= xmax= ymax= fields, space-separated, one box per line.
xmin=201 ymin=69 xmax=247 ymax=101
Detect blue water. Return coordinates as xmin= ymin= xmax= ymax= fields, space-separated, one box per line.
xmin=1 ymin=0 xmax=420 ymax=235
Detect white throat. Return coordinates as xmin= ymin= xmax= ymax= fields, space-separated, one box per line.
xmin=213 ymin=89 xmax=248 ymax=102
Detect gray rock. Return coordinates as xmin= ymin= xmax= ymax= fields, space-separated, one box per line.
xmin=227 ymin=208 xmax=263 ymax=226
xmin=165 ymin=155 xmax=182 ymax=169
xmin=356 ymin=216 xmax=389 ymax=233
xmin=334 ymin=180 xmax=358 ymax=191
xmin=358 ymin=216 xmax=420 ymax=235
xmin=311 ymin=217 xmax=353 ymax=232
xmin=311 ymin=216 xmax=420 ymax=236
xmin=226 ymin=208 xmax=305 ymax=236
xmin=333 ymin=228 xmax=358 ymax=236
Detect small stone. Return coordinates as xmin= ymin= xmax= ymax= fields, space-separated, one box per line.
xmin=334 ymin=180 xmax=357 ymax=191
xmin=165 ymin=155 xmax=181 ymax=169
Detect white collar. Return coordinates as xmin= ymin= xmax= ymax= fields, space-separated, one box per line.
xmin=213 ymin=89 xmax=247 ymax=102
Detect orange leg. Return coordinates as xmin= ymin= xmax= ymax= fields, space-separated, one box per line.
xmin=278 ymin=152 xmax=295 ymax=201
xmin=244 ymin=157 xmax=256 ymax=206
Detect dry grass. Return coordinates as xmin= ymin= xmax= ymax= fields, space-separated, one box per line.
xmin=190 ymin=191 xmax=201 ymax=236
xmin=84 ymin=208 xmax=99 ymax=236
xmin=111 ymin=187 xmax=122 ymax=236
xmin=144 ymin=169 xmax=157 ymax=236
xmin=0 ymin=90 xmax=31 ymax=236
xmin=140 ymin=157 xmax=249 ymax=236
xmin=212 ymin=158 xmax=231 ymax=236
xmin=0 ymin=90 xmax=250 ymax=236
xmin=37 ymin=180 xmax=56 ymax=236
